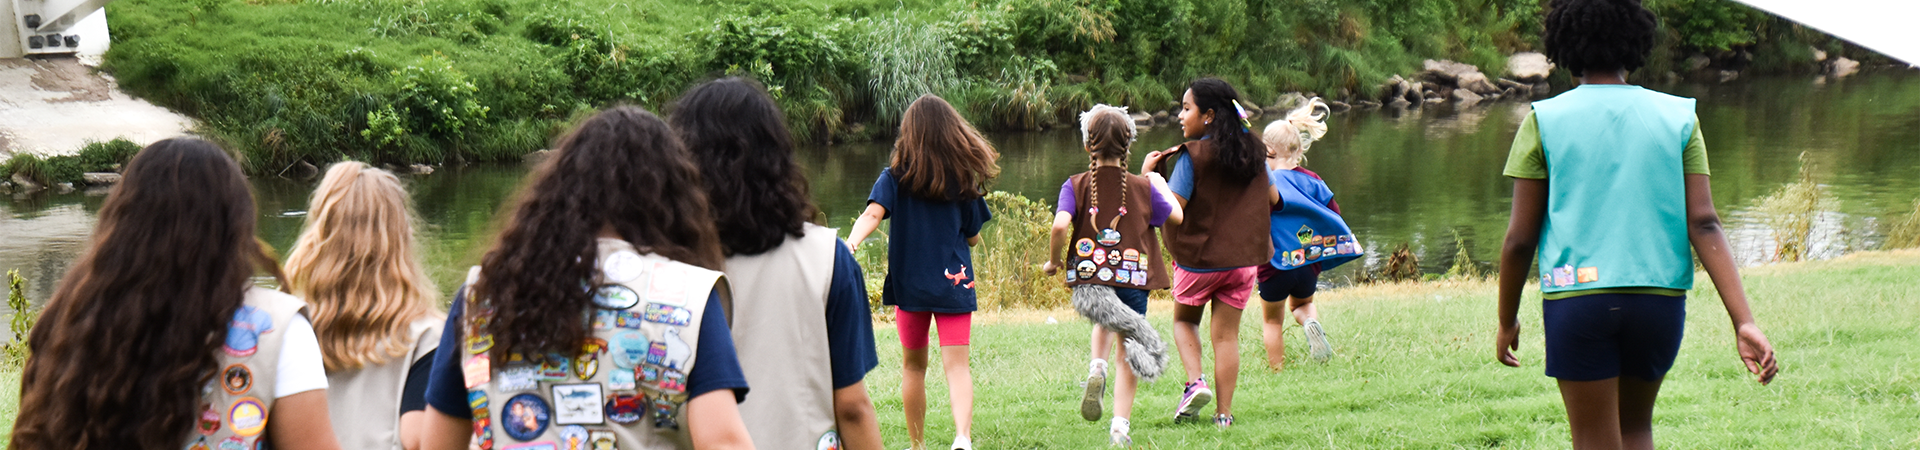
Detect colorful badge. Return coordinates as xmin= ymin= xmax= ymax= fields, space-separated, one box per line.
xmin=1577 ymin=267 xmax=1599 ymax=284
xmin=610 ymin=332 xmax=649 ymax=369
xmin=650 ymin=395 xmax=682 ymax=430
xmin=1291 ymin=250 xmax=1306 ymax=265
xmin=1076 ymin=260 xmax=1097 ymax=280
xmin=221 ymin=364 xmax=251 ymax=395
xmin=1097 ymin=228 xmax=1122 ymax=247
xmin=656 ymin=329 xmax=692 ymax=370
xmin=217 ymin=437 xmax=245 ymax=450
xmin=817 ymin=431 xmax=841 ymax=450
xmin=643 ymin=303 xmax=692 ymax=326
xmin=1307 ymin=246 xmax=1322 ymax=261
xmin=575 ymin=339 xmax=606 ymax=380
xmin=608 ymin=369 xmax=636 ymax=390
xmin=198 ymin=404 xmax=221 ymax=435
xmin=1132 ymin=270 xmax=1148 ymax=286
xmin=1122 ymin=248 xmax=1139 ymax=262
xmin=228 ymin=397 xmax=267 ymax=436
xmin=1064 ymin=269 xmax=1077 ymax=282
xmin=1297 ymin=225 xmax=1315 ymax=245
xmin=538 ymin=353 xmax=571 ymax=381
xmin=601 ymin=250 xmax=647 ymax=284
xmin=1108 ymin=252 xmax=1121 ymax=266
xmin=502 ymin=393 xmax=552 ymax=441
xmin=655 ymin=368 xmax=686 ymax=393
xmin=1092 ymin=248 xmax=1107 ymax=265
xmin=604 ymin=393 xmax=646 ymax=424
xmin=612 ymin=311 xmax=644 ymax=329
xmin=1551 ymin=265 xmax=1576 ymax=287
xmin=592 ymin=285 xmax=641 ymax=310
xmin=469 ymin=391 xmax=491 ymax=416
xmin=551 ymin=383 xmax=605 ymax=425
xmin=592 ymin=310 xmax=617 ymax=330
xmin=645 ymin=263 xmax=695 ymax=306
xmin=497 ymin=363 xmax=539 ymax=392
xmin=464 ymin=355 xmax=492 ymax=388
xmin=474 ymin=417 xmax=494 ymax=450
xmin=503 ymin=442 xmax=558 ymax=450
xmin=589 ymin=431 xmax=616 ymax=450
xmin=1075 ymin=238 xmax=1095 ymax=257
xmin=189 ymin=437 xmax=211 ymax=450
xmin=223 ymin=305 xmax=275 ymax=357
xmin=468 ymin=333 xmax=495 ymax=354
xmin=1096 ymin=267 xmax=1113 ymax=282
xmin=1122 ymin=261 xmax=1138 ymax=271
xmin=556 ymin=425 xmax=588 ymax=450
xmin=1114 ymin=270 xmax=1130 ymax=284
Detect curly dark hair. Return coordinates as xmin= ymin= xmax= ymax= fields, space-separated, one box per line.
xmin=13 ymin=138 xmax=287 ymax=450
xmin=672 ymin=77 xmax=819 ymax=257
xmin=1542 ymin=0 xmax=1660 ymax=77
xmin=477 ymin=106 xmax=724 ymax=363
xmin=1188 ymin=77 xmax=1265 ymax=183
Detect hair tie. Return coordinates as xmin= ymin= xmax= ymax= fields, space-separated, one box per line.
xmin=1232 ymin=100 xmax=1253 ymax=132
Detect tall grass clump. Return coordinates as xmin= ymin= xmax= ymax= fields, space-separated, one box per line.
xmin=973 ymin=191 xmax=1069 ymax=310
xmin=1756 ymin=153 xmax=1836 ymax=262
xmin=859 ymin=15 xmax=960 ymax=126
xmin=3 ymin=270 xmax=33 ymax=365
xmin=1883 ymin=200 xmax=1920 ymax=250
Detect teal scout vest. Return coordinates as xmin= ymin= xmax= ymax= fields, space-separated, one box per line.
xmin=1531 ymin=85 xmax=1695 ymax=294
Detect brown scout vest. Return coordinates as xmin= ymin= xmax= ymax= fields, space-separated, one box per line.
xmin=186 ymin=287 xmax=308 ymax=450
xmin=1156 ymin=140 xmax=1274 ymax=269
xmin=1063 ymin=167 xmax=1171 ymax=290
xmin=461 ymin=239 xmax=727 ymax=450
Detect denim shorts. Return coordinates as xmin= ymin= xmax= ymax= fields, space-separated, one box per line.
xmin=1111 ymin=286 xmax=1149 ymax=316
xmin=1542 ymin=293 xmax=1687 ymax=381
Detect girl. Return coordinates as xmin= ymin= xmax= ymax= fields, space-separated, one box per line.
xmin=419 ymin=106 xmax=755 ymax=450
xmin=1496 ymin=0 xmax=1778 ymax=448
xmin=673 ymin=78 xmax=884 ymax=450
xmin=1257 ymin=99 xmax=1360 ymax=371
xmin=845 ymin=94 xmax=998 ymax=450
xmin=1140 ymin=77 xmax=1277 ymax=429
xmin=1042 ymin=104 xmax=1182 ymax=446
xmin=11 ymin=138 xmax=342 ymax=450
xmin=284 ymin=162 xmax=445 ymax=450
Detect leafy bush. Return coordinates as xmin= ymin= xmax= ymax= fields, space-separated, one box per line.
xmin=2 ymin=154 xmax=84 ymax=186
xmin=77 ymin=138 xmax=143 ymax=172
xmin=974 ymin=191 xmax=1070 ymax=310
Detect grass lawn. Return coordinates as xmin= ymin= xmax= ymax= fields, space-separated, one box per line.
xmin=0 ymin=251 xmax=1916 ymax=447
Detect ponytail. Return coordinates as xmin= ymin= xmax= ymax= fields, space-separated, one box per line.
xmin=1188 ymin=78 xmax=1264 ymax=182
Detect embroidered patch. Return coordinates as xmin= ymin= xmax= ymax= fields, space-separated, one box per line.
xmin=502 ymin=442 xmax=558 ymax=450
xmin=198 ymin=404 xmax=221 ymax=435
xmin=221 ymin=364 xmax=251 ymax=395
xmin=227 ymin=397 xmax=267 ymax=436
xmin=645 ymin=263 xmax=697 ymax=306
xmin=1551 ymin=265 xmax=1576 ymax=287
xmin=1297 ymin=225 xmax=1315 ymax=245
xmin=1122 ymin=248 xmax=1140 ymax=262
xmin=1076 ymin=260 xmax=1097 ymax=280
xmin=610 ymin=332 xmax=649 ymax=369
xmin=1122 ymin=261 xmax=1138 ymax=271
xmin=650 ymin=395 xmax=682 ymax=430
xmin=1114 ymin=270 xmax=1130 ymax=284
xmin=502 ymin=393 xmax=552 ymax=441
xmin=552 ymin=384 xmax=605 ymax=425
xmin=604 ymin=393 xmax=646 ymax=424
xmin=653 ymin=368 xmax=686 ymax=393
xmin=557 ymin=425 xmax=589 ymax=450
xmin=656 ymin=328 xmax=692 ymax=370
xmin=1097 ymin=228 xmax=1122 ymax=247
xmin=592 ymin=285 xmax=641 ymax=310
xmin=1075 ymin=238 xmax=1095 ymax=257
xmin=1093 ymin=248 xmax=1108 ymax=265
xmin=188 ymin=437 xmax=211 ymax=450
xmin=575 ymin=339 xmax=606 ymax=380
xmin=1577 ymin=267 xmax=1599 ymax=284
xmin=1097 ymin=267 xmax=1113 ymax=281
xmin=589 ymin=431 xmax=616 ymax=450
xmin=467 ymin=333 xmax=495 ymax=354
xmin=470 ymin=391 xmax=491 ymax=416
xmin=591 ymin=310 xmax=617 ymax=330
xmin=224 ymin=306 xmax=275 ymax=357
xmin=643 ymin=303 xmax=692 ymax=326
xmin=601 ymin=250 xmax=647 ymax=284
xmin=497 ymin=363 xmax=539 ymax=392
xmin=217 ymin=437 xmax=245 ymax=450
xmin=1132 ymin=270 xmax=1148 ymax=286
xmin=817 ymin=430 xmax=841 ymax=450
xmin=538 ymin=353 xmax=571 ymax=381
xmin=464 ymin=355 xmax=492 ymax=388
xmin=474 ymin=417 xmax=494 ymax=450
xmin=608 ymin=369 xmax=636 ymax=390
xmin=613 ymin=311 xmax=645 ymax=329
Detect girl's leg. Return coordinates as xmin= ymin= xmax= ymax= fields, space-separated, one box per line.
xmin=1090 ymin=325 xmax=1113 ymax=361
xmin=1260 ymin=299 xmax=1289 ymax=371
xmin=903 ymin=346 xmax=929 ymax=449
xmin=1618 ymin=376 xmax=1664 ymax=450
xmin=1290 ymin=296 xmax=1319 ymax=325
xmin=942 ymin=345 xmax=974 ymax=439
xmin=1083 ymin=326 xmax=1113 ymax=421
xmin=1112 ymin=332 xmax=1138 ymax=419
xmin=1208 ymin=299 xmax=1244 ymax=416
xmin=1172 ymin=302 xmax=1208 ymax=381
xmin=1557 ymin=378 xmax=1624 ymax=450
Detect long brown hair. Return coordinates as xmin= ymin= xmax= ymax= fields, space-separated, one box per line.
xmin=12 ymin=138 xmax=286 ymax=450
xmin=284 ymin=162 xmax=440 ymax=372
xmin=890 ymin=94 xmax=1000 ymax=202
xmin=477 ymin=106 xmax=723 ymax=362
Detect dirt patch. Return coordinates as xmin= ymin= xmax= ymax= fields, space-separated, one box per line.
xmin=27 ymin=56 xmax=112 ymax=102
xmin=0 ymin=56 xmax=192 ymax=156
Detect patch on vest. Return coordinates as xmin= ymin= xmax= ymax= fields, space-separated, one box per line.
xmin=592 ymin=284 xmax=641 ymax=310
xmin=223 ymin=305 xmax=275 ymax=357
xmin=222 ymin=364 xmax=252 ymax=395
xmin=1076 ymin=238 xmax=1095 ymax=257
xmin=188 ymin=437 xmax=210 ymax=450
xmin=589 ymin=430 xmax=616 ymax=450
xmin=502 ymin=393 xmax=552 ymax=441
xmin=227 ymin=397 xmax=267 ymax=436
xmin=556 ymin=425 xmax=589 ymax=449
xmin=198 ymin=404 xmax=221 ymax=435
xmin=551 ymin=384 xmax=605 ymax=425
xmin=604 ymin=393 xmax=645 ymax=424
xmin=817 ymin=430 xmax=842 ymax=450
xmin=502 ymin=442 xmax=557 ymax=450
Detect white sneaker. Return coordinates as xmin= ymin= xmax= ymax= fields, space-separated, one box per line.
xmin=1109 ymin=417 xmax=1132 ymax=447
xmin=1081 ymin=359 xmax=1108 ymax=421
xmin=951 ymin=435 xmax=972 ymax=450
xmin=1305 ymin=319 xmax=1334 ymax=363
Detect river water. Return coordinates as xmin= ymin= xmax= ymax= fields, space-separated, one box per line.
xmin=4 ymin=73 xmax=1918 ymax=317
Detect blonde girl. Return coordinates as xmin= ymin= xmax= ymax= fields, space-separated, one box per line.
xmin=1256 ymin=99 xmax=1361 ymax=371
xmin=284 ymin=162 xmax=445 ymax=450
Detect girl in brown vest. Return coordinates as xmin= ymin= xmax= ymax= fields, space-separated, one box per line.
xmin=11 ymin=138 xmax=342 ymax=450
xmin=1141 ymin=78 xmax=1278 ymax=429
xmin=1044 ymin=104 xmax=1183 ymax=445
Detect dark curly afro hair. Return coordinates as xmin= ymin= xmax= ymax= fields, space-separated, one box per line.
xmin=1542 ymin=0 xmax=1660 ymax=77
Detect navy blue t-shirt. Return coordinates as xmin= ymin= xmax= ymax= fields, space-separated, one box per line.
xmin=424 ymin=289 xmax=749 ymax=419
xmin=866 ymin=169 xmax=992 ymax=313
xmin=826 ymin=239 xmax=879 ymax=388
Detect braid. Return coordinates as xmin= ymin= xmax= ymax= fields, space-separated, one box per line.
xmin=1542 ymin=0 xmax=1659 ymax=76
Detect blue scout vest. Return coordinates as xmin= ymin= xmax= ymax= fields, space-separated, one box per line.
xmin=1268 ymin=169 xmax=1362 ymax=271
xmin=1531 ymin=85 xmax=1696 ymax=294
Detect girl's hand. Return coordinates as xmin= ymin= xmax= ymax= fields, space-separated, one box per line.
xmin=1736 ymin=323 xmax=1779 ymax=385
xmin=1042 ymin=260 xmax=1059 ymax=276
xmin=1495 ymin=322 xmax=1522 ymax=367
xmin=1141 ymin=147 xmax=1177 ymax=174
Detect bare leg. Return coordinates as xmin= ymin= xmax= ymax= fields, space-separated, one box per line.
xmin=1112 ymin=333 xmax=1138 ymax=419
xmin=903 ymin=347 xmax=929 ymax=450
xmin=1090 ymin=326 xmax=1112 ymax=362
xmin=1209 ymin=299 xmax=1244 ymax=415
xmin=1260 ymin=299 xmax=1289 ymax=371
xmin=942 ymin=345 xmax=974 ymax=439
xmin=1618 ymin=376 xmax=1664 ymax=450
xmin=1172 ymin=302 xmax=1207 ymax=381
xmin=1557 ymin=378 xmax=1624 ymax=450
xmin=1290 ymin=296 xmax=1319 ymax=325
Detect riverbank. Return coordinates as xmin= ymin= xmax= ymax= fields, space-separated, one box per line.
xmin=1 ymin=249 xmax=1915 ymax=446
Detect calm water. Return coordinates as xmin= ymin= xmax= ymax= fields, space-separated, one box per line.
xmin=5 ymin=73 xmax=1918 ymax=317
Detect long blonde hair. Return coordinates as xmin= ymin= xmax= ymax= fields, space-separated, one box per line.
xmin=1263 ymin=98 xmax=1330 ymax=166
xmin=284 ymin=161 xmax=440 ymax=372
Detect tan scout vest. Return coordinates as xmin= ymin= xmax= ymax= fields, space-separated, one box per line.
xmin=326 ymin=316 xmax=444 ymax=450
xmin=725 ymin=223 xmax=840 ymax=450
xmin=1063 ymin=167 xmax=1172 ymax=291
xmin=186 ymin=287 xmax=308 ymax=450
xmin=1157 ymin=140 xmax=1275 ymax=269
xmin=461 ymin=239 xmax=726 ymax=450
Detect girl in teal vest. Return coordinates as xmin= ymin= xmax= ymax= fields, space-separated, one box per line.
xmin=1495 ymin=0 xmax=1779 ymax=448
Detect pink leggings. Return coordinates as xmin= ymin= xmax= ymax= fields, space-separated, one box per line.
xmin=895 ymin=308 xmax=973 ymax=349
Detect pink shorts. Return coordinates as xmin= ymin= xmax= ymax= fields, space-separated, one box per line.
xmin=896 ymin=309 xmax=973 ymax=349
xmin=1171 ymin=266 xmax=1259 ymax=310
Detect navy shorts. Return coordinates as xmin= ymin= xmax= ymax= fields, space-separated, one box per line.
xmin=1542 ymin=293 xmax=1687 ymax=381
xmin=1257 ymin=266 xmax=1318 ymax=303
xmin=1112 ymin=287 xmax=1149 ymax=316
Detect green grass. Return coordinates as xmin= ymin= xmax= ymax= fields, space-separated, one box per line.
xmin=861 ymin=250 xmax=1920 ymax=448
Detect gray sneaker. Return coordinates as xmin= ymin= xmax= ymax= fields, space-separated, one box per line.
xmin=1081 ymin=360 xmax=1107 ymax=421
xmin=1305 ymin=319 xmax=1333 ymax=362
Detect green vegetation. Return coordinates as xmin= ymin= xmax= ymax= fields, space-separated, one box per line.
xmin=0 ymin=138 xmax=142 ymax=186
xmin=3 ymin=270 xmax=32 ymax=366
xmin=101 ymin=0 xmax=1874 ymax=169
xmin=1885 ymin=200 xmax=1920 ymax=250
xmin=1756 ymin=152 xmax=1837 ymax=262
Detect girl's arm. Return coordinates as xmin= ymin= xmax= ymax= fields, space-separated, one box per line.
xmin=845 ymin=203 xmax=888 ymax=253
xmin=1044 ymin=211 xmax=1072 ymax=275
xmin=266 ymin=390 xmax=343 ymax=450
xmin=1146 ymin=173 xmax=1184 ymax=226
xmin=420 ymin=407 xmax=472 ymax=450
xmin=687 ymin=389 xmax=756 ymax=450
xmin=1684 ymin=174 xmax=1779 ymax=384
xmin=1495 ymin=178 xmax=1547 ymax=367
xmin=832 ymin=382 xmax=884 ymax=450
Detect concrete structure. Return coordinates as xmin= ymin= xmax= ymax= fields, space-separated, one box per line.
xmin=4 ymin=0 xmax=112 ymax=58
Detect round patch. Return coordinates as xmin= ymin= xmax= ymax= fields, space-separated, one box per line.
xmin=1122 ymin=248 xmax=1140 ymax=262
xmin=816 ymin=430 xmax=841 ymax=450
xmin=1075 ymin=260 xmax=1097 ymax=280
xmin=610 ymin=332 xmax=649 ymax=369
xmin=605 ymin=393 xmax=646 ymax=424
xmin=602 ymin=251 xmax=647 ymax=283
xmin=1107 ymin=251 xmax=1121 ymax=266
xmin=1074 ymin=238 xmax=1095 ymax=257
xmin=1097 ymin=228 xmax=1122 ymax=247
xmin=557 ymin=425 xmax=589 ymax=450
xmin=221 ymin=364 xmax=251 ymax=395
xmin=502 ymin=393 xmax=551 ymax=441
xmin=227 ymin=397 xmax=268 ymax=436
xmin=591 ymin=284 xmax=641 ymax=310
xmin=1307 ymin=246 xmax=1322 ymax=261
xmin=590 ymin=431 xmax=616 ymax=450
xmin=1092 ymin=248 xmax=1107 ymax=265
xmin=188 ymin=437 xmax=210 ymax=450
xmin=198 ymin=404 xmax=221 ymax=435
xmin=1096 ymin=267 xmax=1113 ymax=282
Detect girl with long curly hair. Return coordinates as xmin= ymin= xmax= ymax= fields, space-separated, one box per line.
xmin=11 ymin=138 xmax=341 ymax=450
xmin=419 ymin=106 xmax=753 ymax=450
xmin=283 ymin=161 xmax=445 ymax=450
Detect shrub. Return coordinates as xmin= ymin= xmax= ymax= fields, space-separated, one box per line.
xmin=3 ymin=270 xmax=34 ymax=366
xmin=77 ymin=138 xmax=142 ymax=172
xmin=1883 ymin=200 xmax=1920 ymax=250
xmin=1756 ymin=153 xmax=1836 ymax=262
xmin=974 ymin=191 xmax=1070 ymax=310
